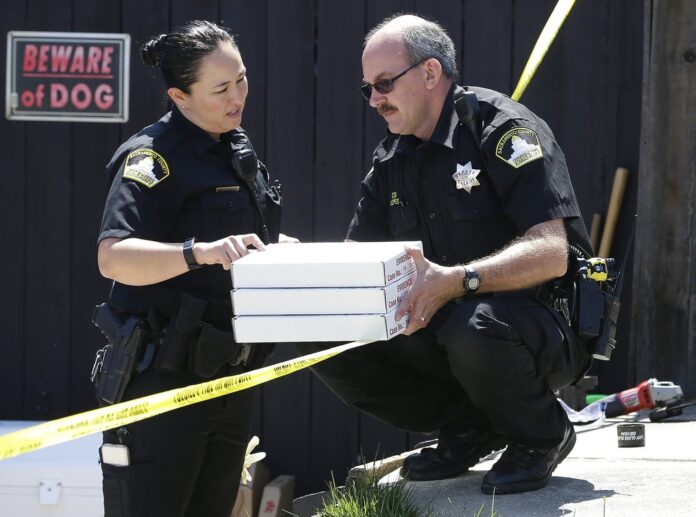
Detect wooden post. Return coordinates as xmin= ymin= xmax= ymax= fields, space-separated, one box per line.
xmin=631 ymin=0 xmax=696 ymax=397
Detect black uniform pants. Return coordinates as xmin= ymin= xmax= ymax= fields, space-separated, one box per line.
xmin=296 ymin=296 xmax=590 ymax=447
xmin=100 ymin=364 xmax=254 ymax=517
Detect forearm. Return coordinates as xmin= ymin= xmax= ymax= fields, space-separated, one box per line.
xmin=455 ymin=218 xmax=569 ymax=295
xmin=98 ymin=237 xmax=190 ymax=286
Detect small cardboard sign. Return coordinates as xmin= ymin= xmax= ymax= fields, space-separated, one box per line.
xmin=5 ymin=31 xmax=130 ymax=122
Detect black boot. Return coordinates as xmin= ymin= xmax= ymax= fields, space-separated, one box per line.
xmin=402 ymin=429 xmax=506 ymax=481
xmin=481 ymin=423 xmax=576 ymax=494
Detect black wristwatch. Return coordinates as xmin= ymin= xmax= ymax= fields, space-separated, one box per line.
xmin=463 ymin=267 xmax=481 ymax=294
xmin=183 ymin=237 xmax=202 ymax=270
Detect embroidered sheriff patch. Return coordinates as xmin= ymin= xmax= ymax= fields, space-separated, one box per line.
xmin=123 ymin=149 xmax=170 ymax=187
xmin=495 ymin=127 xmax=543 ymax=168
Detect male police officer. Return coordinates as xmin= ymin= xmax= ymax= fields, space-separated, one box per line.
xmin=300 ymin=14 xmax=592 ymax=494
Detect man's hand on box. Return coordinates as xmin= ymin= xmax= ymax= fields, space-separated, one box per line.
xmin=396 ymin=246 xmax=462 ymax=335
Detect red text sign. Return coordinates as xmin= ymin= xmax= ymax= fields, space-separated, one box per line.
xmin=6 ymin=31 xmax=130 ymax=122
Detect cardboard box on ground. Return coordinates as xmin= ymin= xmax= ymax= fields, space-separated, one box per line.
xmin=231 ymin=241 xmax=420 ymax=343
xmin=231 ymin=463 xmax=294 ymax=517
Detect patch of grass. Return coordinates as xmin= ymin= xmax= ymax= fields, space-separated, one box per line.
xmin=315 ymin=472 xmax=434 ymax=517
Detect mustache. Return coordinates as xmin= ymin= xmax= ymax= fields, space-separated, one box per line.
xmin=377 ymin=104 xmax=397 ymax=116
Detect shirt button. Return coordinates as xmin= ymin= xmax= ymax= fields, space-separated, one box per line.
xmin=428 ymin=212 xmax=437 ymax=220
xmin=228 ymin=202 xmax=235 ymax=207
xmin=441 ymin=255 xmax=448 ymax=263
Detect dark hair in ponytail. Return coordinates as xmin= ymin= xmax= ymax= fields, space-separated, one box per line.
xmin=141 ymin=20 xmax=238 ymax=93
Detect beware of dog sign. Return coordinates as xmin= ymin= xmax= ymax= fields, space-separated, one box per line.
xmin=5 ymin=31 xmax=130 ymax=122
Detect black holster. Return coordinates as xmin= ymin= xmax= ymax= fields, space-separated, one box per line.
xmin=91 ymin=303 xmax=148 ymax=405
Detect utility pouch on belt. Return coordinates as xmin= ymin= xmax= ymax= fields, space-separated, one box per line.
xmin=572 ymin=258 xmax=622 ymax=362
xmin=91 ymin=303 xmax=147 ymax=405
xmin=188 ymin=323 xmax=253 ymax=378
xmin=155 ymin=292 xmax=208 ymax=375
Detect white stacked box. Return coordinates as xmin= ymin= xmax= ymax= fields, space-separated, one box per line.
xmin=231 ymin=242 xmax=419 ymax=343
xmin=0 ymin=421 xmax=103 ymax=517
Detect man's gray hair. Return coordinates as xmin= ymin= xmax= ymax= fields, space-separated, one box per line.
xmin=365 ymin=14 xmax=459 ymax=81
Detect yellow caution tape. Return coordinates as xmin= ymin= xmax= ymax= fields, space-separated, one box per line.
xmin=0 ymin=340 xmax=372 ymax=461
xmin=511 ymin=0 xmax=577 ymax=101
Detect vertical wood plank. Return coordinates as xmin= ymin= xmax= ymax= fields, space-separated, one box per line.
xmin=22 ymin=0 xmax=73 ymax=418
xmin=68 ymin=0 xmax=123 ymax=412
xmin=0 ymin=0 xmax=27 ymax=418
xmin=462 ymin=0 xmax=513 ymax=92
xmin=121 ymin=0 xmax=170 ymax=139
xmin=315 ymin=1 xmax=365 ymax=242
xmin=262 ymin=0 xmax=316 ymax=494
xmin=170 ymin=0 xmax=219 ymax=29
xmin=306 ymin=0 xmax=366 ymax=489
xmin=590 ymin=0 xmax=643 ymax=395
xmin=632 ymin=0 xmax=696 ymax=397
xmin=265 ymin=1 xmax=315 ymax=241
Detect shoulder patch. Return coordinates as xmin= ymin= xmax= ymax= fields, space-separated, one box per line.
xmin=495 ymin=127 xmax=543 ymax=169
xmin=123 ymin=149 xmax=170 ymax=188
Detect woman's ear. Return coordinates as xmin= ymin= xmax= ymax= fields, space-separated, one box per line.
xmin=167 ymin=87 xmax=188 ymax=108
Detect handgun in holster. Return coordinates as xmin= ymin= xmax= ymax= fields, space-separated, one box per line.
xmin=91 ymin=303 xmax=147 ymax=405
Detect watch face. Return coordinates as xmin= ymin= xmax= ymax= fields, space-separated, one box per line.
xmin=468 ymin=276 xmax=480 ymax=291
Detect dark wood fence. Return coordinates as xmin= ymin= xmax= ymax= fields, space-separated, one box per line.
xmin=0 ymin=0 xmax=645 ymax=495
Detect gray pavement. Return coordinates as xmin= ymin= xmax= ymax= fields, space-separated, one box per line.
xmin=294 ymin=405 xmax=696 ymax=516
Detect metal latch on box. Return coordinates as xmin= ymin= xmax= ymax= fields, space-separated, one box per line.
xmin=39 ymin=479 xmax=62 ymax=505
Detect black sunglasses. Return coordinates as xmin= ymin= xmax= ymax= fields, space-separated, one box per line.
xmin=359 ymin=59 xmax=427 ymax=101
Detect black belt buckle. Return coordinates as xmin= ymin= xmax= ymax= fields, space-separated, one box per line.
xmin=230 ymin=343 xmax=252 ymax=366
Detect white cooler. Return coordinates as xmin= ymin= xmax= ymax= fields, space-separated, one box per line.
xmin=0 ymin=420 xmax=103 ymax=516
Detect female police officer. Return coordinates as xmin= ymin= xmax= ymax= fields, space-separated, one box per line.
xmin=95 ymin=20 xmax=294 ymax=517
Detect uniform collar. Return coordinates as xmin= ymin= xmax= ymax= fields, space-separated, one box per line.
xmin=428 ymin=83 xmax=461 ymax=149
xmin=171 ymin=105 xmax=226 ymax=156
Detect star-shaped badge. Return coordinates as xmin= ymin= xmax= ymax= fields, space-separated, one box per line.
xmin=452 ymin=161 xmax=481 ymax=193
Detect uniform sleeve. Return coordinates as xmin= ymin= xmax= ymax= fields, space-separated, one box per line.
xmin=482 ymin=119 xmax=582 ymax=233
xmin=346 ymin=167 xmax=391 ymax=242
xmin=98 ymin=148 xmax=184 ymax=243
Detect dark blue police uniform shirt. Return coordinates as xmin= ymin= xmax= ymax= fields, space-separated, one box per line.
xmin=98 ymin=106 xmax=280 ymax=328
xmin=347 ymin=84 xmax=592 ymax=270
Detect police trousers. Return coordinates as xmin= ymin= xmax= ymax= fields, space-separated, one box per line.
xmin=100 ymin=364 xmax=254 ymax=517
xmin=296 ymin=295 xmax=590 ymax=447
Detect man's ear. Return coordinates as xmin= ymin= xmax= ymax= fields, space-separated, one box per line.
xmin=167 ymin=87 xmax=188 ymax=107
xmin=424 ymin=58 xmax=443 ymax=90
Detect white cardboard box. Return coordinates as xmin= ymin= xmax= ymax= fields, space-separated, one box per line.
xmin=0 ymin=421 xmax=103 ymax=517
xmin=233 ymin=310 xmax=408 ymax=343
xmin=231 ymin=270 xmax=415 ymax=315
xmin=230 ymin=241 xmax=420 ymax=288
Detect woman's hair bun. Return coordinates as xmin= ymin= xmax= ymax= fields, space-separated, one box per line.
xmin=141 ymin=34 xmax=167 ymax=67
